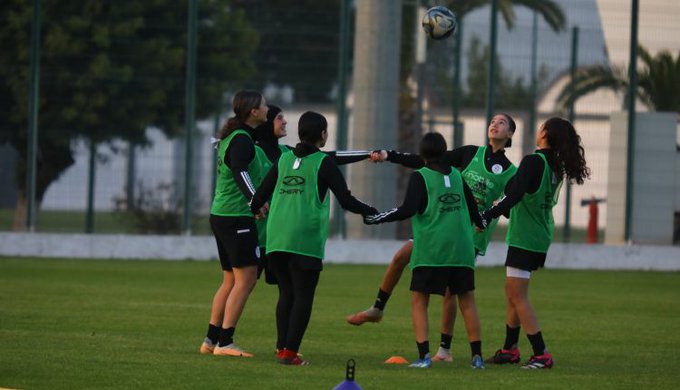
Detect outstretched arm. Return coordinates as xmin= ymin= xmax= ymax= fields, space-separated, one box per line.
xmin=325 ymin=150 xmax=371 ymax=165
xmin=364 ymin=172 xmax=424 ymax=224
xmin=321 ymin=158 xmax=377 ymax=215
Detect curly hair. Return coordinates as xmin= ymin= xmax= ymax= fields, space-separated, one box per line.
xmin=543 ymin=117 xmax=591 ymax=185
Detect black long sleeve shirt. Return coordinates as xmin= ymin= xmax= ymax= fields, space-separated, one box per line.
xmin=256 ymin=142 xmax=371 ymax=166
xmin=367 ymin=164 xmax=484 ymax=228
xmin=482 ymin=149 xmax=558 ymax=221
xmin=386 ymin=145 xmax=513 ymax=172
xmin=250 ymin=143 xmax=377 ymax=216
xmin=223 ymin=127 xmax=258 ymax=200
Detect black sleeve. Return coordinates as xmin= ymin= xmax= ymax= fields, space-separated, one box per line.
xmin=324 ymin=150 xmax=371 ymax=165
xmin=319 ymin=157 xmax=377 ymax=215
xmin=369 ymin=171 xmax=425 ymax=223
xmin=483 ymin=154 xmax=544 ymax=221
xmin=440 ymin=145 xmax=477 ymax=169
xmin=249 ymin=164 xmax=278 ymax=213
xmin=226 ymin=134 xmax=257 ymax=199
xmin=462 ymin=180 xmax=484 ymax=229
xmin=386 ymin=150 xmax=425 ymax=169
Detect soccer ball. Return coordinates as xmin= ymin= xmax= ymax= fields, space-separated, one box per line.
xmin=421 ymin=6 xmax=457 ymax=40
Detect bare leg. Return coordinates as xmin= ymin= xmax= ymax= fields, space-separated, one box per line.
xmin=210 ymin=271 xmax=235 ymax=325
xmin=222 ymin=265 xmax=258 ymax=328
xmin=346 ymin=241 xmax=412 ymax=325
xmin=505 ymin=277 xmax=539 ymax=334
xmin=411 ymin=292 xmax=430 ymax=343
xmin=440 ymin=289 xmax=457 ymax=336
xmin=379 ymin=241 xmax=413 ymax=293
xmin=504 ymin=278 xmax=521 ymax=329
xmin=457 ymin=291 xmax=481 ymax=342
xmin=432 ymin=289 xmax=457 ymax=361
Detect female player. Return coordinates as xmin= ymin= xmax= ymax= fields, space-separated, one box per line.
xmin=252 ymin=105 xmax=372 ymax=284
xmin=482 ymin=117 xmax=590 ymax=369
xmin=347 ymin=114 xmax=517 ymax=362
xmin=199 ymin=90 xmax=269 ymax=358
xmin=250 ymin=111 xmax=377 ymax=365
xmin=364 ymin=132 xmax=486 ymax=368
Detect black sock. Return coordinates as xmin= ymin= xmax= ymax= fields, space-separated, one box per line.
xmin=503 ymin=324 xmax=521 ymax=350
xmin=416 ymin=340 xmax=430 ymax=359
xmin=218 ymin=327 xmax=235 ymax=347
xmin=440 ymin=333 xmax=452 ymax=350
xmin=374 ymin=288 xmax=391 ymax=311
xmin=206 ymin=324 xmax=220 ymax=344
xmin=470 ymin=340 xmax=482 ymax=357
xmin=527 ymin=331 xmax=546 ymax=356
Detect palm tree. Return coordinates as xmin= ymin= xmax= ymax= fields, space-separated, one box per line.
xmin=556 ymin=45 xmax=680 ymax=113
xmin=448 ymin=0 xmax=565 ymax=32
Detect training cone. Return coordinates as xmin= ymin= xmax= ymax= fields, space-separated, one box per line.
xmin=384 ymin=355 xmax=409 ymax=364
xmin=332 ymin=359 xmax=361 ymax=390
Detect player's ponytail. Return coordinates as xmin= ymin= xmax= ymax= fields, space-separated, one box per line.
xmin=216 ymin=90 xmax=264 ymax=140
xmin=543 ymin=117 xmax=590 ymax=185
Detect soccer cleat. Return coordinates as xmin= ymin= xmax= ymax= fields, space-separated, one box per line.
xmin=408 ymin=356 xmax=432 ymax=368
xmin=432 ymin=347 xmax=453 ymax=362
xmin=521 ymin=352 xmax=553 ymax=369
xmin=199 ymin=338 xmax=216 ymax=354
xmin=486 ymin=348 xmax=520 ymax=364
xmin=346 ymin=307 xmax=383 ymax=326
xmin=213 ymin=343 xmax=254 ymax=358
xmin=471 ymin=354 xmax=485 ymax=369
xmin=277 ymin=349 xmax=309 ymax=366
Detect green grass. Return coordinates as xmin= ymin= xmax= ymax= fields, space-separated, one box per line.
xmin=0 ymin=208 xmax=604 ymax=242
xmin=0 ymin=209 xmax=212 ymax=235
xmin=1 ymin=258 xmax=678 ymax=389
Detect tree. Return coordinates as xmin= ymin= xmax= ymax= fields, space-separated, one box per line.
xmin=556 ymin=45 xmax=680 ymax=113
xmin=0 ymin=0 xmax=257 ymax=230
xmin=234 ymin=0 xmax=341 ymax=103
xmin=448 ymin=0 xmax=565 ymax=32
xmin=462 ymin=36 xmax=549 ymax=109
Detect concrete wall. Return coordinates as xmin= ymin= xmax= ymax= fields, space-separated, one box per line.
xmin=1 ymin=233 xmax=678 ymax=271
xmin=606 ymin=112 xmax=677 ymax=244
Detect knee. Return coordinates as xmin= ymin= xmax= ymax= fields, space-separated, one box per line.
xmin=505 ymin=286 xmax=525 ymax=306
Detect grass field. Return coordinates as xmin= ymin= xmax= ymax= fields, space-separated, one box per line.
xmin=0 ymin=208 xmax=605 ymax=243
xmin=1 ymin=258 xmax=678 ymax=389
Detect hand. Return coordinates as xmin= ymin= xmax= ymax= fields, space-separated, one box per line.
xmin=363 ymin=214 xmax=380 ymax=225
xmin=369 ymin=150 xmax=388 ymax=163
xmin=475 ymin=211 xmax=488 ymax=232
xmin=255 ymin=202 xmax=269 ymax=220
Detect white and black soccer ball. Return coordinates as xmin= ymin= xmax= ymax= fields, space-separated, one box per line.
xmin=421 ymin=6 xmax=457 ymax=40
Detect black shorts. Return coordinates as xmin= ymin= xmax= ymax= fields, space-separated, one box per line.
xmin=209 ymin=214 xmax=261 ymax=271
xmin=410 ymin=266 xmax=475 ymax=296
xmin=505 ymin=246 xmax=547 ymax=271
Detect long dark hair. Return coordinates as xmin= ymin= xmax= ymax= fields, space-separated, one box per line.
xmin=216 ymin=90 xmax=263 ymax=139
xmin=543 ymin=117 xmax=590 ymax=185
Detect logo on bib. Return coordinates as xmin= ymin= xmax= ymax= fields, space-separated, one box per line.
xmin=282 ymin=176 xmax=305 ymax=186
xmin=438 ymin=193 xmax=461 ymax=204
